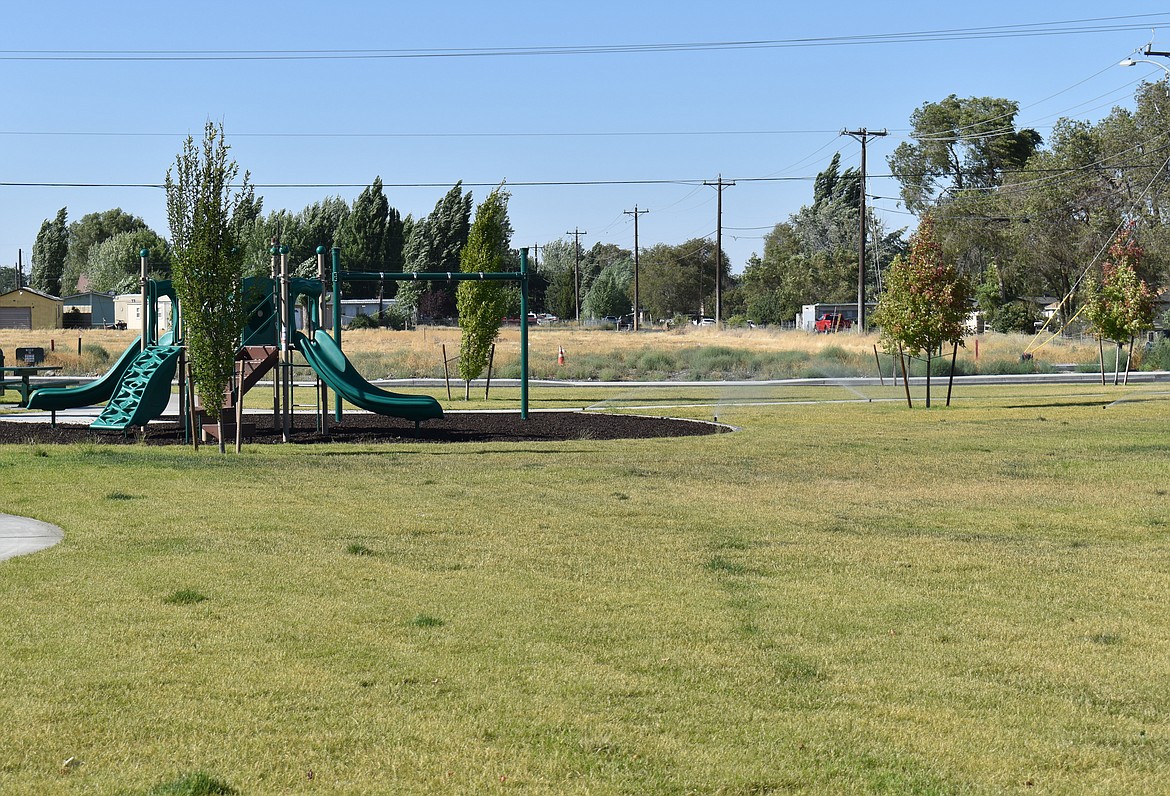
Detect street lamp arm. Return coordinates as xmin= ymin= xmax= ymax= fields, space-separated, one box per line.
xmin=1119 ymin=58 xmax=1170 ymax=76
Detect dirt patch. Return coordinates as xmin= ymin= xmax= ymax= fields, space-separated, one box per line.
xmin=0 ymin=411 xmax=727 ymax=446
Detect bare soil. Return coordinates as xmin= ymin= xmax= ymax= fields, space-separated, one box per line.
xmin=0 ymin=411 xmax=726 ymax=446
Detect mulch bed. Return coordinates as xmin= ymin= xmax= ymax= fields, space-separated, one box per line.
xmin=0 ymin=411 xmax=727 ymax=446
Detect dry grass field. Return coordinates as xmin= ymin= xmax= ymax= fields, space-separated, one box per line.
xmin=1 ymin=324 xmax=1109 ymax=387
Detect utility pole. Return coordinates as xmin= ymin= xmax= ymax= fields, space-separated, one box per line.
xmin=703 ymin=175 xmax=734 ymax=326
xmin=841 ymin=128 xmax=887 ymax=332
xmin=566 ymin=228 xmax=586 ymax=323
xmin=623 ymin=206 xmax=649 ymax=330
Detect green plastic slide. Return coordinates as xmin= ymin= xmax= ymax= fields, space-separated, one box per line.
xmin=90 ymin=345 xmax=183 ymax=430
xmin=27 ymin=336 xmax=145 ymax=412
xmin=295 ymin=329 xmax=443 ymax=422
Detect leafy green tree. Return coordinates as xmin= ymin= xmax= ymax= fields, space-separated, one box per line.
xmin=974 ymin=262 xmax=1037 ymax=333
xmin=456 ymin=187 xmax=512 ymax=390
xmin=736 ymin=154 xmax=904 ymax=324
xmin=165 ymin=122 xmax=256 ymax=442
xmin=335 ymin=177 xmax=403 ymax=299
xmin=638 ymin=238 xmax=728 ymax=320
xmin=1084 ymin=228 xmax=1155 ymax=382
xmin=61 ymin=208 xmax=149 ymax=294
xmin=888 ymin=95 xmax=1041 ymax=214
xmin=83 ymin=229 xmax=171 ymax=294
xmin=873 ymin=216 xmax=972 ymax=406
xmin=30 ymin=207 xmax=68 ymax=295
xmin=535 ymin=239 xmax=577 ymax=320
xmin=402 ymin=183 xmax=473 ymax=320
xmin=583 ymin=258 xmax=633 ymax=319
xmin=240 ymin=197 xmax=344 ymax=278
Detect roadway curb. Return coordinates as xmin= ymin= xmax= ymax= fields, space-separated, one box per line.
xmin=0 ymin=513 xmax=64 ymax=562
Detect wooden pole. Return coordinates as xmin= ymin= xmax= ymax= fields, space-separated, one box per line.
xmin=873 ymin=344 xmax=885 ymax=387
xmin=442 ymin=343 xmax=452 ymax=400
xmin=898 ymin=346 xmax=912 ymax=408
xmin=1099 ymin=336 xmax=1106 ymax=386
xmin=235 ymin=358 xmax=244 ymax=454
xmin=485 ymin=343 xmax=495 ymax=399
xmin=188 ymin=360 xmax=200 ymax=451
xmin=1124 ymin=337 xmax=1134 ymax=386
xmin=925 ymin=351 xmax=932 ymax=409
xmin=946 ymin=341 xmax=958 ymax=407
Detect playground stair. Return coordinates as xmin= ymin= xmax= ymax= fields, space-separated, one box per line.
xmin=198 ymin=345 xmax=278 ymax=442
xmin=90 ymin=345 xmax=183 ymax=431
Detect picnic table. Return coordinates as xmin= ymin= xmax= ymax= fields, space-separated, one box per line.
xmin=0 ymin=366 xmax=82 ymax=407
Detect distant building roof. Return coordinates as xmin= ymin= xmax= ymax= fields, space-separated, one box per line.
xmin=0 ymin=287 xmax=61 ymax=302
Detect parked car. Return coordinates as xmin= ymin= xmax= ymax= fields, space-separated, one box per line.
xmin=692 ymin=317 xmax=716 ymax=326
xmin=814 ymin=313 xmax=853 ymax=333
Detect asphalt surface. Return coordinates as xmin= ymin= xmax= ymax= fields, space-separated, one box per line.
xmin=0 ymin=513 xmax=63 ymax=562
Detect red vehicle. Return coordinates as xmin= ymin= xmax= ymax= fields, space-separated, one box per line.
xmin=814 ymin=313 xmax=853 ymax=333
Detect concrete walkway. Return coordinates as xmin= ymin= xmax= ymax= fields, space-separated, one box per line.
xmin=0 ymin=513 xmax=63 ymax=561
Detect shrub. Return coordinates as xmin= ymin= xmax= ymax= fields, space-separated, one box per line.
xmin=82 ymin=343 xmax=110 ymax=364
xmin=1141 ymin=338 xmax=1170 ymax=371
xmin=347 ymin=313 xmax=379 ymax=330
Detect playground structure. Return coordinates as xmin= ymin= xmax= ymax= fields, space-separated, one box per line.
xmin=26 ymin=246 xmax=533 ymax=439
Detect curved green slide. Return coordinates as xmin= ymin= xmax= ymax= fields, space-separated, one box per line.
xmin=89 ymin=345 xmax=183 ymax=430
xmin=27 ymin=336 xmax=146 ymax=412
xmin=295 ymin=329 xmax=443 ymax=422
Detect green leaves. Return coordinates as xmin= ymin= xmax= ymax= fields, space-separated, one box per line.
xmin=165 ymin=122 xmax=255 ymax=421
xmin=456 ymin=187 xmax=513 ymax=383
xmin=1084 ymin=227 xmax=1155 ymax=345
xmin=874 ymin=215 xmax=972 ymax=357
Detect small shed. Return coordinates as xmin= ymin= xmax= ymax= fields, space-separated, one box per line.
xmin=0 ymin=288 xmax=63 ymax=330
xmin=63 ymin=291 xmax=118 ymax=329
xmin=115 ymin=293 xmax=173 ymax=334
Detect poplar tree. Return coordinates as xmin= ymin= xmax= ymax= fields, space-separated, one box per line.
xmin=456 ymin=187 xmax=512 ymax=392
xmin=165 ymin=122 xmax=255 ymax=445
xmin=30 ymin=208 xmax=68 ymax=295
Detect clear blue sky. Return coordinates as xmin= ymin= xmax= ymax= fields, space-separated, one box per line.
xmin=2 ymin=2 xmax=1168 ymax=278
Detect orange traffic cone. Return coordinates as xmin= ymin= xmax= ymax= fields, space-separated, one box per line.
xmin=557 ymin=347 xmax=565 ymax=365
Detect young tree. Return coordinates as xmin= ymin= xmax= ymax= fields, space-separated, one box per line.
xmin=1084 ymin=227 xmax=1155 ymax=383
xmin=873 ymin=216 xmax=972 ymax=407
xmin=456 ymin=187 xmax=512 ymax=394
xmin=30 ymin=207 xmax=68 ymax=295
xmin=165 ymin=122 xmax=256 ymax=446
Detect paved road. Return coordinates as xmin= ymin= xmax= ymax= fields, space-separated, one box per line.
xmin=0 ymin=513 xmax=63 ymax=562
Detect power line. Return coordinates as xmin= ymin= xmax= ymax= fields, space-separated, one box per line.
xmin=1 ymin=14 xmax=1164 ymax=61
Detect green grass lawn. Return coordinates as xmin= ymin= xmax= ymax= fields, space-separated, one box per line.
xmin=1 ymin=386 xmax=1168 ymax=794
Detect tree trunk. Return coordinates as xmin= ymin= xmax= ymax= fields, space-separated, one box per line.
xmin=1124 ymin=337 xmax=1134 ymax=386
xmin=898 ymin=345 xmax=912 ymax=408
xmin=1114 ymin=342 xmax=1121 ymax=386
xmin=946 ymin=342 xmax=958 ymax=407
xmin=1099 ymin=336 xmax=1106 ymax=386
xmin=925 ymin=350 xmax=932 ymax=408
